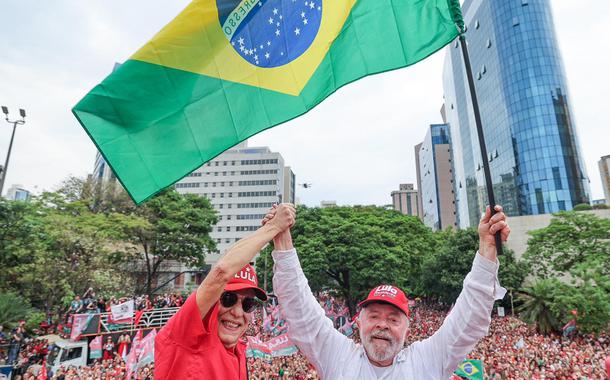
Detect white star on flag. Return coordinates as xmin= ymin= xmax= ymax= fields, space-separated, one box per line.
xmin=303 ymin=18 xmax=308 ymax=25
xmin=273 ymin=8 xmax=278 ymax=15
xmin=295 ymin=28 xmax=300 ymax=35
xmin=310 ymin=2 xmax=315 ymax=9
xmin=265 ymin=52 xmax=270 ymax=59
xmin=269 ymin=17 xmax=274 ymax=24
xmin=275 ymin=29 xmax=280 ymax=36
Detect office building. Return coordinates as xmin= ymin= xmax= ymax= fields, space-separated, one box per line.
xmin=415 ymin=124 xmax=457 ymax=230
xmin=6 ymin=184 xmax=30 ymax=201
xmin=175 ymin=142 xmax=295 ymax=264
xmin=93 ymin=152 xmax=117 ymax=184
xmin=599 ymin=155 xmax=610 ymax=205
xmin=443 ymin=0 xmax=590 ymax=227
xmin=391 ymin=184 xmax=419 ymax=217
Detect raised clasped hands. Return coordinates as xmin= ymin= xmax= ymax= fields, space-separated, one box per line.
xmin=262 ymin=203 xmax=295 ymax=250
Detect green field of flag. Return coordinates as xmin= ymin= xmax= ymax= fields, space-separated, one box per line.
xmin=73 ymin=0 xmax=464 ymax=203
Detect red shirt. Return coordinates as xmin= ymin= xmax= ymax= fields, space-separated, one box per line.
xmin=154 ymin=292 xmax=247 ymax=380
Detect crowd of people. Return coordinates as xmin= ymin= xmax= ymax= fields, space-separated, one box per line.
xmin=66 ymin=289 xmax=185 ymax=317
xmin=2 ymin=293 xmax=608 ymax=379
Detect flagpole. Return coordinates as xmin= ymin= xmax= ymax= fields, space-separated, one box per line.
xmin=458 ymin=34 xmax=504 ymax=255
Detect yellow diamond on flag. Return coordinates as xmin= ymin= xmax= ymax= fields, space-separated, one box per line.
xmin=132 ymin=0 xmax=357 ymax=96
xmin=459 ymin=361 xmax=480 ymax=376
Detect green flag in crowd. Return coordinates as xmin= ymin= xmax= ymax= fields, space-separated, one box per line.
xmin=73 ymin=0 xmax=464 ymax=203
xmin=454 ymin=359 xmax=484 ymax=380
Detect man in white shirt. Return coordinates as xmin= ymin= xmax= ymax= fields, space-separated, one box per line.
xmin=264 ymin=204 xmax=509 ymax=380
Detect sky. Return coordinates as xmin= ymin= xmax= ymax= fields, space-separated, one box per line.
xmin=0 ymin=1 xmax=608 ymax=207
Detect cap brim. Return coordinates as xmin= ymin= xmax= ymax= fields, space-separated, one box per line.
xmin=358 ymin=299 xmax=409 ymax=317
xmin=224 ymin=283 xmax=268 ymax=301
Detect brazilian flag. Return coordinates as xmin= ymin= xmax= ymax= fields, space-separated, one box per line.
xmin=454 ymin=359 xmax=484 ymax=380
xmin=73 ymin=0 xmax=464 ymax=203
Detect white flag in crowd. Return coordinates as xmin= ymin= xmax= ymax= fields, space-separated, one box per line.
xmin=111 ymin=299 xmax=135 ymax=321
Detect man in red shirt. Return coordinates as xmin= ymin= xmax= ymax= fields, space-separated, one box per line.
xmin=154 ymin=203 xmax=295 ymax=380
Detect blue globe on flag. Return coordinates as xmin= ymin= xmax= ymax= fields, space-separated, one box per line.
xmin=217 ymin=0 xmax=323 ymax=68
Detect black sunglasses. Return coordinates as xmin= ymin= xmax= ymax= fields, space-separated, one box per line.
xmin=220 ymin=292 xmax=258 ymax=313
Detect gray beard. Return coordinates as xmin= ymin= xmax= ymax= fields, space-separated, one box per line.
xmin=361 ymin=330 xmax=402 ymax=364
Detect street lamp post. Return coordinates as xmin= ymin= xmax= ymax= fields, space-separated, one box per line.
xmin=0 ymin=106 xmax=26 ymax=197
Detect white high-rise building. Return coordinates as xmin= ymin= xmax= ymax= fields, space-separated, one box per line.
xmin=175 ymin=142 xmax=295 ymax=264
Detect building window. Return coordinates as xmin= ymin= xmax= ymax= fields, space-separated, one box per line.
xmin=227 ymin=215 xmax=232 ymax=220
xmin=521 ymin=0 xmax=528 ymax=5
xmin=512 ymin=17 xmax=519 ymax=26
xmin=226 ymin=226 xmax=231 ymax=232
xmin=217 ymin=227 xmax=222 ymax=232
xmin=215 ymin=162 xmax=219 ymax=166
xmin=228 ymin=204 xmax=232 ymax=209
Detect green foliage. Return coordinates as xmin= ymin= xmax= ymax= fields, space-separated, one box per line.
xmin=1 ymin=177 xmax=218 ymax=317
xmin=524 ymin=211 xmax=610 ymax=279
xmin=0 ymin=293 xmax=32 ymax=329
xmin=25 ymin=312 xmax=46 ymax=332
xmin=522 ymin=211 xmax=610 ymax=333
xmin=592 ymin=203 xmax=608 ymax=210
xmin=517 ymin=279 xmax=560 ymax=334
xmin=572 ymin=203 xmax=592 ymax=211
xmin=257 ymin=205 xmax=437 ymax=314
xmin=123 ymin=189 xmax=218 ymax=294
xmin=421 ymin=228 xmax=527 ymax=304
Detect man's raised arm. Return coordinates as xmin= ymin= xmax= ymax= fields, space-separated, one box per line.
xmin=264 ymin=206 xmax=355 ymax=378
xmin=195 ymin=204 xmax=295 ymax=319
xmin=412 ymin=205 xmax=510 ymax=379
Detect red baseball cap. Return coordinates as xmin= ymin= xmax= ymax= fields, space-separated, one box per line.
xmin=224 ymin=264 xmax=267 ymax=301
xmin=358 ymin=285 xmax=409 ymax=317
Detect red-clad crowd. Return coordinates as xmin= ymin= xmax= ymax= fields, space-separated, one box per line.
xmin=2 ymin=297 xmax=608 ymax=379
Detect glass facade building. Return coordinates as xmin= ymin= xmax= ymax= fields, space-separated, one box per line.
xmin=443 ymin=0 xmax=590 ymax=227
xmin=416 ymin=124 xmax=457 ymax=230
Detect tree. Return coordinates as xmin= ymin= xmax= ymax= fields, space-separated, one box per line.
xmin=257 ymin=205 xmax=437 ymax=314
xmin=57 ymin=175 xmax=136 ymax=214
xmin=0 ymin=199 xmax=42 ymax=292
xmin=0 ymin=293 xmax=33 ymax=329
xmin=517 ymin=279 xmax=560 ymax=334
xmin=122 ymin=189 xmax=218 ymax=294
xmin=13 ymin=193 xmax=143 ymax=314
xmin=420 ymin=228 xmax=527 ymax=305
xmin=524 ymin=211 xmax=610 ymax=279
xmin=522 ymin=211 xmax=610 ymax=333
xmin=572 ymin=203 xmax=592 ymax=211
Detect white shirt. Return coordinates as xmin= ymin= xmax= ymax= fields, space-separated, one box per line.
xmin=272 ymin=249 xmax=506 ymax=380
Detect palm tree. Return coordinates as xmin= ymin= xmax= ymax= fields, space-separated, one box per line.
xmin=517 ymin=279 xmax=560 ymax=334
xmin=0 ymin=292 xmax=32 ymax=329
